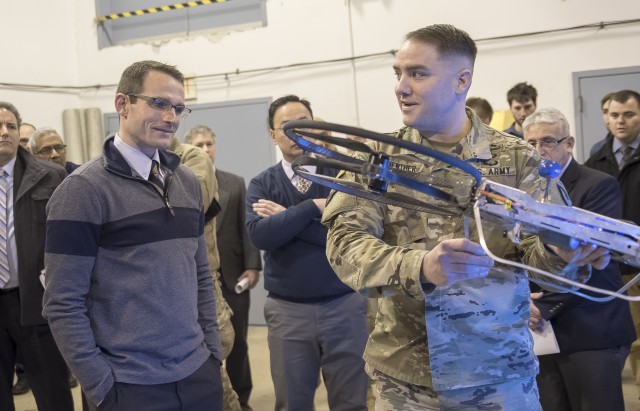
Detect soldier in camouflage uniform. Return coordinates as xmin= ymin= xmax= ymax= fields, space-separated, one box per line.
xmin=322 ymin=24 xmax=609 ymax=411
xmin=169 ymin=137 xmax=242 ymax=411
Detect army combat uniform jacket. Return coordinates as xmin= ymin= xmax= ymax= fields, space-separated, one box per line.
xmin=322 ymin=110 xmax=581 ymax=392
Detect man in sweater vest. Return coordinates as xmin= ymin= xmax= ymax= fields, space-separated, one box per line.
xmin=246 ymin=95 xmax=368 ymax=410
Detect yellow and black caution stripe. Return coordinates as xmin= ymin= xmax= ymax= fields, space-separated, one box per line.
xmin=95 ymin=0 xmax=229 ymax=24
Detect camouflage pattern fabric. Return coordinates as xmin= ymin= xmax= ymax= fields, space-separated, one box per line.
xmin=371 ymin=364 xmax=541 ymax=411
xmin=170 ymin=139 xmax=241 ymax=411
xmin=322 ymin=110 xmax=582 ymax=396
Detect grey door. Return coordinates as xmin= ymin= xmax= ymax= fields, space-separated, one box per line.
xmin=104 ymin=97 xmax=273 ymax=325
xmin=573 ymin=66 xmax=640 ymax=162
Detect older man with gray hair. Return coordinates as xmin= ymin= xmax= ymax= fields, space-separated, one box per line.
xmin=524 ymin=107 xmax=634 ymax=411
xmin=30 ymin=127 xmax=79 ymax=174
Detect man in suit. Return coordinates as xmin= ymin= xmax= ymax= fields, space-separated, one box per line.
xmin=184 ymin=124 xmax=262 ymax=410
xmin=0 ymin=102 xmax=73 ymax=411
xmin=524 ymin=107 xmax=635 ymax=411
xmin=586 ymin=88 xmax=640 ymax=398
xmin=30 ymin=127 xmax=80 ymax=174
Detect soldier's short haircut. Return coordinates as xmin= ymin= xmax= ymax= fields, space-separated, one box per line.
xmin=184 ymin=124 xmax=216 ymax=144
xmin=466 ymin=97 xmax=493 ymax=122
xmin=0 ymin=101 xmax=22 ymax=126
xmin=507 ymin=82 xmax=538 ymax=106
xmin=522 ymin=107 xmax=569 ymax=137
xmin=116 ymin=60 xmax=184 ymax=105
xmin=405 ymin=24 xmax=477 ymax=65
xmin=610 ymin=90 xmax=640 ymax=107
xmin=268 ymin=95 xmax=313 ymax=130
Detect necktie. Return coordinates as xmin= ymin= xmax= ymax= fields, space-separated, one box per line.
xmin=620 ymin=145 xmax=634 ymax=170
xmin=0 ymin=170 xmax=10 ymax=287
xmin=295 ymin=168 xmax=311 ymax=194
xmin=148 ymin=160 xmax=165 ymax=196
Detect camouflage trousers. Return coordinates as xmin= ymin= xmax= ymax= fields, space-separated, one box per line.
xmin=369 ymin=366 xmax=541 ymax=411
xmin=219 ymin=294 xmax=242 ymax=411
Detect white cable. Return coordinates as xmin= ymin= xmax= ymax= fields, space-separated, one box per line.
xmin=473 ymin=204 xmax=640 ymax=302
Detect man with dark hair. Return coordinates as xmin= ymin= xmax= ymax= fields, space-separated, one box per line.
xmin=589 ymin=92 xmax=616 ymax=156
xmin=18 ymin=123 xmax=35 ymax=152
xmin=0 ymin=102 xmax=72 ymax=411
xmin=504 ymin=82 xmax=538 ymax=138
xmin=246 ymin=94 xmax=368 ymax=410
xmin=43 ymin=60 xmax=223 ymax=410
xmin=524 ymin=107 xmax=634 ymax=411
xmin=586 ymin=88 xmax=640 ymax=399
xmin=466 ymin=96 xmax=493 ymax=125
xmin=323 ymin=24 xmax=607 ymax=410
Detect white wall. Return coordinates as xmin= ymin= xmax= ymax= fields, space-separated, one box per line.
xmin=3 ymin=0 xmax=640 ymax=151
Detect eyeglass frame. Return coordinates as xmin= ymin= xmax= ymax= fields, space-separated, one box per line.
xmin=526 ymin=136 xmax=570 ymax=149
xmin=127 ymin=94 xmax=192 ymax=119
xmin=35 ymin=144 xmax=67 ymax=156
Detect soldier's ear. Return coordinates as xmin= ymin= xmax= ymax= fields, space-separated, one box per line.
xmin=456 ymin=68 xmax=472 ymax=94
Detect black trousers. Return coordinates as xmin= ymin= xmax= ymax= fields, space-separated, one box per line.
xmin=0 ymin=288 xmax=74 ymax=411
xmin=87 ymin=355 xmax=223 ymax=411
xmin=222 ymin=286 xmax=253 ymax=404
xmin=537 ymin=345 xmax=629 ymax=411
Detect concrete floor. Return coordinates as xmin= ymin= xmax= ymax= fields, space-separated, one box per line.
xmin=12 ymin=325 xmax=640 ymax=410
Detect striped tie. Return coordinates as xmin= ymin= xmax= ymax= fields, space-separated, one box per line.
xmin=0 ymin=169 xmax=10 ymax=287
xmin=620 ymin=145 xmax=634 ymax=170
xmin=148 ymin=160 xmax=165 ymax=196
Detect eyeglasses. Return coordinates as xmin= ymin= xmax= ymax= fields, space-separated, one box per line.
xmin=527 ymin=137 xmax=569 ymax=149
xmin=36 ymin=144 xmax=66 ymax=156
xmin=128 ymin=94 xmax=192 ymax=119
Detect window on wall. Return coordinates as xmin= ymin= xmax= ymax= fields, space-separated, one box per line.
xmin=94 ymin=0 xmax=267 ymax=49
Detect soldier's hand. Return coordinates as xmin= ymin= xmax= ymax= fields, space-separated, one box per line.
xmin=420 ymin=239 xmax=493 ymax=286
xmin=253 ymin=199 xmax=286 ymax=217
xmin=549 ymin=243 xmax=611 ymax=270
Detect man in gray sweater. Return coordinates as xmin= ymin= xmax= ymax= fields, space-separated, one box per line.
xmin=43 ymin=60 xmax=223 ymax=411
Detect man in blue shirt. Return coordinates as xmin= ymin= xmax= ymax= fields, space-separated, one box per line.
xmin=504 ymin=82 xmax=538 ymax=138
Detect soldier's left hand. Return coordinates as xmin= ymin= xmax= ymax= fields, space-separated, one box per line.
xmin=550 ymin=243 xmax=610 ymax=270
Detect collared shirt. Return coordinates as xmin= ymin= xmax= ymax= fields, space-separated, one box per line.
xmin=503 ymin=122 xmax=524 ymax=139
xmin=1 ymin=156 xmax=19 ymax=289
xmin=612 ymin=134 xmax=640 ymax=168
xmin=281 ymin=158 xmax=317 ymax=187
xmin=114 ymin=134 xmax=163 ymax=181
xmin=558 ymin=156 xmax=573 ymax=178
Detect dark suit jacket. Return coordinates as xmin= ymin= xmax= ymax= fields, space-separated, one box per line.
xmin=534 ymin=158 xmax=635 ymax=351
xmin=215 ymin=169 xmax=262 ymax=291
xmin=13 ymin=147 xmax=66 ymax=325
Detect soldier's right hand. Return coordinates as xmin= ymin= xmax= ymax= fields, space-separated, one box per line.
xmin=420 ymin=238 xmax=493 ymax=286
